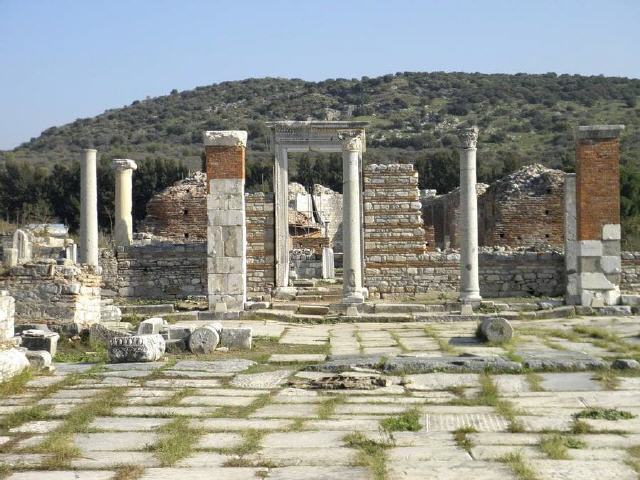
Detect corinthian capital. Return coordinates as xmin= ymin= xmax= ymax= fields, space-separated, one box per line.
xmin=338 ymin=130 xmax=364 ymax=152
xmin=458 ymin=127 xmax=479 ymax=149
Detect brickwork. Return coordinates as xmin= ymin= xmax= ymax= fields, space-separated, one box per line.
xmin=576 ymin=138 xmax=621 ymax=241
xmin=141 ymin=172 xmax=207 ymax=241
xmin=479 ymin=165 xmax=564 ymax=247
xmin=205 ymin=146 xmax=245 ymax=183
xmin=246 ymin=192 xmax=276 ymax=295
xmin=363 ymin=164 xmax=429 ymax=297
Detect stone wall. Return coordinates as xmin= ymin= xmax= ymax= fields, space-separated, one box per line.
xmin=366 ymin=250 xmax=565 ymax=299
xmin=363 ymin=163 xmax=429 ymax=296
xmin=313 ymin=184 xmax=343 ymax=252
xmin=479 ymin=165 xmax=565 ymax=247
xmin=246 ymin=192 xmax=276 ymax=295
xmin=621 ymin=252 xmax=640 ymax=292
xmin=140 ymin=172 xmax=207 ymax=242
xmin=0 ymin=261 xmax=101 ymax=325
xmin=100 ymin=243 xmax=207 ymax=299
xmin=290 ymin=248 xmax=322 ymax=279
xmin=0 ymin=291 xmax=15 ymax=340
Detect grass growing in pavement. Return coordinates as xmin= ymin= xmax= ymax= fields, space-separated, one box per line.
xmin=525 ymin=372 xmax=544 ymax=392
xmin=500 ymin=451 xmax=540 ymax=480
xmin=344 ymin=432 xmax=389 ymax=480
xmin=317 ymin=396 xmax=343 ymax=420
xmin=112 ymin=465 xmax=145 ymax=480
xmin=157 ymin=387 xmax=195 ymax=407
xmin=574 ymin=408 xmax=635 ymax=421
xmin=0 ymin=368 xmax=32 ymax=398
xmin=571 ymin=419 xmax=593 ymax=434
xmin=453 ymin=426 xmax=477 ymax=453
xmin=151 ymin=417 xmax=203 ymax=466
xmin=626 ymin=445 xmax=640 ymax=477
xmin=54 ymin=338 xmax=108 ymax=363
xmin=0 ymin=404 xmax=50 ymax=432
xmin=539 ymin=433 xmax=586 ymax=460
xmin=211 ymin=393 xmax=271 ymax=419
xmin=37 ymin=386 xmax=125 ymax=469
xmin=389 ymin=332 xmax=409 ymax=353
xmin=221 ymin=428 xmax=265 ymax=465
xmin=380 ymin=408 xmax=422 ymax=433
xmin=423 ymin=326 xmax=455 ymax=354
xmin=593 ymin=369 xmax=621 ymax=390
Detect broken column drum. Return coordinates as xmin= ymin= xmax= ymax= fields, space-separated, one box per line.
xmin=340 ymin=131 xmax=366 ymax=304
xmin=80 ymin=148 xmax=99 ymax=266
xmin=458 ymin=127 xmax=482 ymax=305
xmin=112 ymin=159 xmax=138 ymax=246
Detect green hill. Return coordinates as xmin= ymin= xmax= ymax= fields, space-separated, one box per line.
xmin=3 ymin=72 xmax=639 ymax=184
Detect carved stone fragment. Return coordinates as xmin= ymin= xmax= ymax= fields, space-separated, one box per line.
xmin=108 ymin=334 xmax=165 ymax=363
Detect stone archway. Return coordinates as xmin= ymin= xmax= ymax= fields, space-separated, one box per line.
xmin=266 ymin=121 xmax=369 ymax=304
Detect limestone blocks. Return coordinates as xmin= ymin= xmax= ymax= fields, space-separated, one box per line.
xmin=0 ymin=348 xmax=30 ymax=383
xmin=477 ymin=317 xmax=514 ymax=343
xmin=0 ymin=290 xmax=15 ymax=341
xmin=188 ymin=325 xmax=220 ymax=354
xmin=203 ymin=130 xmax=248 ymax=147
xmin=108 ymin=334 xmax=166 ymax=363
xmin=20 ymin=329 xmax=60 ymax=356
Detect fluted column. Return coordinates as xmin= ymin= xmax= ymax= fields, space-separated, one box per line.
xmin=458 ymin=127 xmax=482 ymax=305
xmin=340 ymin=131 xmax=365 ymax=304
xmin=112 ymin=159 xmax=137 ymax=246
xmin=80 ymin=148 xmax=99 ymax=266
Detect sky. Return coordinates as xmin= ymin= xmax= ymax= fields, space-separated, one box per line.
xmin=0 ymin=0 xmax=639 ymax=150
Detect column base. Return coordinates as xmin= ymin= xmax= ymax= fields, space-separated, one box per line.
xmin=459 ymin=292 xmax=482 ymax=306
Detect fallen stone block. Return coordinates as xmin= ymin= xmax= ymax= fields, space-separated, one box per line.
xmin=167 ymin=325 xmax=193 ymax=341
xmin=518 ymin=350 xmax=606 ymax=370
xmin=595 ymin=305 xmax=632 ymax=316
xmin=101 ymin=304 xmax=122 ymax=322
xmin=119 ymin=304 xmax=175 ymax=316
xmin=165 ymin=338 xmax=188 ymax=353
xmin=621 ymin=294 xmax=640 ymax=306
xmin=612 ymin=358 xmax=640 ymax=370
xmin=25 ymin=350 xmax=52 ymax=369
xmin=188 ymin=325 xmax=220 ymax=354
xmin=477 ymin=317 xmax=513 ymax=343
xmin=0 ymin=348 xmax=29 ymax=382
xmin=20 ymin=330 xmax=60 ymax=356
xmin=108 ymin=334 xmax=165 ymax=363
xmin=89 ymin=323 xmax=132 ymax=345
xmin=220 ymin=327 xmax=252 ymax=350
xmin=138 ymin=317 xmax=166 ymax=335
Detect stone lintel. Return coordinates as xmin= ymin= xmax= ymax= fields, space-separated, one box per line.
xmin=203 ymin=130 xmax=248 ymax=148
xmin=576 ymin=125 xmax=625 ymax=140
xmin=112 ymin=159 xmax=138 ymax=171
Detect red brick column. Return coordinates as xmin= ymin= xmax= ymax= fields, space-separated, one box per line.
xmin=204 ymin=131 xmax=248 ymax=312
xmin=575 ymin=125 xmax=625 ymax=306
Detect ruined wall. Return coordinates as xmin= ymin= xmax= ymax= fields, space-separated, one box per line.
xmin=246 ymin=192 xmax=276 ymax=295
xmin=100 ymin=244 xmax=207 ymax=299
xmin=363 ymin=164 xmax=429 ymax=296
xmin=0 ymin=261 xmax=101 ymax=325
xmin=621 ymin=252 xmax=640 ymax=292
xmin=0 ymin=291 xmax=15 ymax=340
xmin=290 ymin=248 xmax=323 ymax=279
xmin=367 ymin=250 xmax=565 ymax=299
xmin=479 ymin=165 xmax=564 ymax=247
xmin=141 ymin=172 xmax=207 ymax=242
xmin=313 ymin=184 xmax=343 ymax=252
xmin=421 ymin=184 xmax=488 ymax=249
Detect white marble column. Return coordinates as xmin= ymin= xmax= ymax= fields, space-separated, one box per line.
xmin=80 ymin=148 xmax=99 ymax=266
xmin=112 ymin=159 xmax=137 ymax=246
xmin=274 ymin=145 xmax=294 ymax=296
xmin=340 ymin=132 xmax=365 ymax=304
xmin=458 ymin=127 xmax=482 ymax=305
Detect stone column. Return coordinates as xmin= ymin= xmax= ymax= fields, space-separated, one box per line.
xmin=458 ymin=127 xmax=482 ymax=305
xmin=204 ymin=131 xmax=248 ymax=311
xmin=273 ymin=145 xmax=295 ymax=297
xmin=112 ymin=159 xmax=137 ymax=246
xmin=575 ymin=125 xmax=625 ymax=306
xmin=80 ymin=148 xmax=99 ymax=266
xmin=564 ymin=173 xmax=579 ymax=304
xmin=340 ymin=131 xmax=366 ymax=304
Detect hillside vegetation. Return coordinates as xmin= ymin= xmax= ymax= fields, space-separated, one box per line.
xmin=1 ymin=72 xmax=639 ymax=242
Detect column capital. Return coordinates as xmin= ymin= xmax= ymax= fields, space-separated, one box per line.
xmin=338 ymin=130 xmax=365 ymax=152
xmin=112 ymin=159 xmax=138 ymax=171
xmin=203 ymin=130 xmax=248 ymax=148
xmin=458 ymin=126 xmax=479 ymax=149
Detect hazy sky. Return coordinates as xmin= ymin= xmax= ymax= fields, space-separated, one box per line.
xmin=1 ymin=0 xmax=638 ymax=150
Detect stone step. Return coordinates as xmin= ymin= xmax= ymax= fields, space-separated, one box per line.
xmin=273 ymin=304 xmax=300 ymax=312
xmin=297 ymin=305 xmax=330 ymax=316
xmin=292 ymin=279 xmax=315 ymax=287
xmin=246 ymin=309 xmax=294 ymax=320
xmin=374 ymin=303 xmax=427 ymax=314
xmin=119 ymin=304 xmax=175 ymax=316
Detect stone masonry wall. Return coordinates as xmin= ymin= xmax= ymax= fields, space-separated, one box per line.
xmin=0 ymin=291 xmax=15 ymax=341
xmin=100 ymin=243 xmax=207 ymax=299
xmin=363 ymin=164 xmax=429 ymax=297
xmin=246 ymin=192 xmax=276 ymax=295
xmin=0 ymin=261 xmax=101 ymax=325
xmin=141 ymin=173 xmax=207 ymax=242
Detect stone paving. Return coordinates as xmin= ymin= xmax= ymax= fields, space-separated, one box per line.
xmin=1 ymin=316 xmax=640 ymax=479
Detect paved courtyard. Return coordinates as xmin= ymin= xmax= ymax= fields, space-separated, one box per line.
xmin=2 ymin=315 xmax=640 ymax=479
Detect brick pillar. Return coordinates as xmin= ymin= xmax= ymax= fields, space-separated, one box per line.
xmin=204 ymin=131 xmax=248 ymax=311
xmin=575 ymin=125 xmax=625 ymax=306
